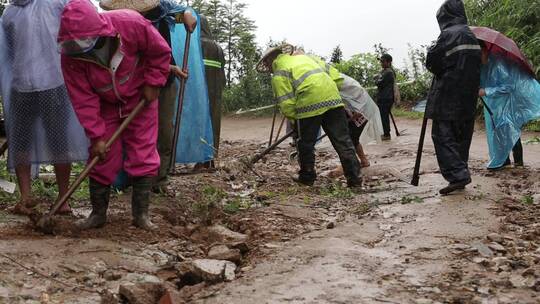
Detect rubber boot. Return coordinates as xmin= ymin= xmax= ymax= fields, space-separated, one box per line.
xmin=132 ymin=177 xmax=156 ymax=231
xmin=77 ymin=178 xmax=110 ymax=230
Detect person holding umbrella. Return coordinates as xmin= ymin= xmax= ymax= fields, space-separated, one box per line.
xmin=424 ymin=0 xmax=482 ymax=195
xmin=473 ymin=28 xmax=540 ymax=170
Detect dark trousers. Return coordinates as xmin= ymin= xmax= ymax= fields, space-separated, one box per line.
xmin=377 ymin=99 xmax=393 ymax=136
xmin=505 ymin=139 xmax=523 ymax=164
xmin=432 ymin=120 xmax=474 ymax=184
xmin=156 ymin=78 xmax=179 ymax=184
xmin=297 ymin=107 xmax=361 ymax=185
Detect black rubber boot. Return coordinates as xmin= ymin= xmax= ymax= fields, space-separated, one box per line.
xmin=77 ymin=178 xmax=110 ymax=230
xmin=439 ymin=178 xmax=472 ymax=195
xmin=132 ymin=177 xmax=156 ymax=231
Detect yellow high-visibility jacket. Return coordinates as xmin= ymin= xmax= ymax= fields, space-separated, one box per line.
xmin=271 ymin=54 xmax=344 ymax=120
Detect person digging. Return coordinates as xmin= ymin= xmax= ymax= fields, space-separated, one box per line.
xmin=99 ymin=0 xmax=196 ymax=192
xmin=256 ymin=44 xmax=362 ymax=188
xmin=58 ymin=0 xmax=172 ymax=230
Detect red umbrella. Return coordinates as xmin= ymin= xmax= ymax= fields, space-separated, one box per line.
xmin=470 ymin=26 xmax=536 ymax=76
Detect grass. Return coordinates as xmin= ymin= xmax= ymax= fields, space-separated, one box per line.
xmin=521 ymin=195 xmax=534 ymax=205
xmin=319 ymin=183 xmax=354 ymax=200
xmin=0 ymin=160 xmax=89 ymax=205
xmin=525 ymin=137 xmax=540 ymax=145
xmin=391 ymin=106 xmax=424 ymax=120
xmin=400 ymin=196 xmax=424 ymax=205
xmin=524 ymin=120 xmax=540 ymax=132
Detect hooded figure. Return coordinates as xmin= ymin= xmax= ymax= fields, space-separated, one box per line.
xmin=59 ymin=0 xmax=171 ymax=230
xmin=99 ymin=0 xmax=195 ymax=191
xmin=480 ymin=49 xmax=540 ymax=169
xmin=0 ymin=0 xmax=88 ymax=215
xmin=425 ymin=0 xmax=481 ymax=195
xmin=194 ymin=15 xmax=225 ymax=170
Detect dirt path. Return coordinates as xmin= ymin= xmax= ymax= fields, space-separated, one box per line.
xmin=195 ymin=117 xmax=540 ymax=304
xmin=1 ymin=116 xmax=539 ymax=303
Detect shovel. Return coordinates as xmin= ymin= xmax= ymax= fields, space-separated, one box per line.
xmin=411 ymin=114 xmax=428 ymax=186
xmin=34 ymin=99 xmax=147 ymax=233
xmin=169 ymin=28 xmax=195 ymax=173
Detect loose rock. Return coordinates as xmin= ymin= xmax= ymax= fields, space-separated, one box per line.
xmin=178 ymin=259 xmax=237 ymax=284
xmin=488 ymin=242 xmax=506 ymax=252
xmin=118 ymin=283 xmax=165 ymax=304
xmin=472 ymin=242 xmax=494 ymax=257
xmin=207 ymin=245 xmax=242 ymax=264
xmin=487 ymin=233 xmax=504 ymax=243
xmin=103 ymin=270 xmax=122 ymax=281
xmin=207 ymin=225 xmax=247 ymax=243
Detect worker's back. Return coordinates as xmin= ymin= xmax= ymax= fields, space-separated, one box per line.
xmin=272 ymin=54 xmax=343 ymax=120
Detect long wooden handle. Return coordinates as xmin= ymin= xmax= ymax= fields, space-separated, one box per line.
xmin=390 ymin=112 xmax=400 ymax=136
xmin=169 ymin=31 xmax=193 ymax=172
xmin=251 ymin=130 xmax=294 ymax=165
xmin=49 ymin=99 xmax=147 ymax=216
xmin=411 ymin=114 xmax=428 ymax=186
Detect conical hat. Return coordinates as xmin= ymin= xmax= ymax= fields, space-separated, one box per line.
xmin=256 ymin=43 xmax=294 ymax=73
xmin=99 ymin=0 xmax=159 ymax=12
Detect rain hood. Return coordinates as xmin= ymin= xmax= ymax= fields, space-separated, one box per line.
xmin=200 ymin=14 xmax=212 ymax=40
xmin=58 ymin=0 xmax=116 ymax=42
xmin=436 ymin=0 xmax=468 ymax=31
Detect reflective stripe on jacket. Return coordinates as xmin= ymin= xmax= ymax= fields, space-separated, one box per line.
xmin=271 ymin=54 xmax=343 ymax=120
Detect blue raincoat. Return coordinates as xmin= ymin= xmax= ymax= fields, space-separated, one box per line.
xmin=481 ymin=55 xmax=540 ymax=168
xmin=114 ymin=2 xmax=213 ymax=188
xmin=151 ymin=1 xmax=214 ymax=164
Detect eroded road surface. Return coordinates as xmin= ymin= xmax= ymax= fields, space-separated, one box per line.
xmin=1 ymin=117 xmax=539 ymax=304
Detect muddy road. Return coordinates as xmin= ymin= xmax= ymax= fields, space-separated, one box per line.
xmin=1 ymin=116 xmax=540 ymax=304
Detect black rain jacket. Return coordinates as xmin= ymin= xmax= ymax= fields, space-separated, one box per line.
xmin=376 ymin=67 xmax=395 ymax=102
xmin=425 ymin=0 xmax=481 ymax=121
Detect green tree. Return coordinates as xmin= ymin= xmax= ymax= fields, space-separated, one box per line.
xmin=334 ymin=53 xmax=381 ymax=88
xmin=221 ymin=0 xmax=256 ymax=86
xmin=330 ymin=45 xmax=343 ymax=64
xmin=0 ymin=0 xmax=8 ymax=16
xmin=465 ymin=0 xmax=540 ymax=77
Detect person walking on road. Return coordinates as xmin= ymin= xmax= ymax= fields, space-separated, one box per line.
xmin=0 ymin=0 xmax=88 ymax=215
xmin=425 ymin=0 xmax=482 ymax=195
xmin=375 ymin=53 xmax=395 ymax=141
xmin=256 ymin=44 xmax=362 ymax=188
xmin=99 ymin=0 xmax=196 ymax=192
xmin=58 ymin=0 xmax=172 ymax=230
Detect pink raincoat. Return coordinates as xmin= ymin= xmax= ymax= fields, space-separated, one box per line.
xmin=59 ymin=0 xmax=171 ymax=185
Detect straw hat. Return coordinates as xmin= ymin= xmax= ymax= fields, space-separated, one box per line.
xmin=99 ymin=0 xmax=159 ymax=12
xmin=256 ymin=43 xmax=294 ymax=73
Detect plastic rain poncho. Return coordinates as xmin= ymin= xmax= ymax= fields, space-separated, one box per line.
xmin=170 ymin=12 xmax=214 ymax=164
xmin=0 ymin=0 xmax=88 ymax=173
xmin=339 ymin=74 xmax=383 ymax=145
xmin=481 ymin=55 xmax=540 ymax=169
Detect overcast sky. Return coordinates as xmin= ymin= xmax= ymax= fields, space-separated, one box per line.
xmin=244 ymin=0 xmax=446 ymax=67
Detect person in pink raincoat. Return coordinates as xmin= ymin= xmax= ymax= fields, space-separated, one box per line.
xmin=58 ymin=0 xmax=171 ymax=231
